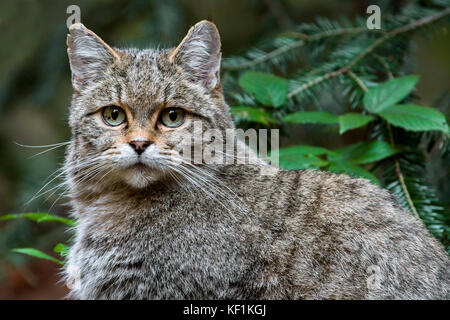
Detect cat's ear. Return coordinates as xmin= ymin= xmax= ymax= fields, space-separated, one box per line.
xmin=66 ymin=23 xmax=121 ymax=92
xmin=169 ymin=20 xmax=221 ymax=90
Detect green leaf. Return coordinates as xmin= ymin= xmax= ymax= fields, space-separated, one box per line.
xmin=273 ymin=145 xmax=335 ymax=156
xmin=329 ymin=141 xmax=398 ymax=164
xmin=230 ymin=106 xmax=277 ymax=125
xmin=378 ymin=104 xmax=449 ymax=133
xmin=328 ymin=161 xmax=379 ymax=184
xmin=275 ymin=145 xmax=331 ymax=170
xmin=338 ymin=113 xmax=374 ymax=134
xmin=363 ymin=75 xmax=419 ymax=113
xmin=12 ymin=248 xmax=64 ymax=265
xmin=282 ymin=111 xmax=338 ymax=124
xmin=279 ymin=154 xmax=328 ymax=170
xmin=238 ymin=72 xmax=288 ymax=107
xmin=54 ymin=243 xmax=70 ymax=257
xmin=0 ymin=213 xmax=76 ymax=226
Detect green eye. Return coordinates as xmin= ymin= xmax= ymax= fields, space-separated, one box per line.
xmin=102 ymin=106 xmax=126 ymax=126
xmin=160 ymin=107 xmax=185 ymax=128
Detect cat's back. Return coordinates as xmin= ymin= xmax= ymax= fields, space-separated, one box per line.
xmin=229 ymin=166 xmax=449 ymax=299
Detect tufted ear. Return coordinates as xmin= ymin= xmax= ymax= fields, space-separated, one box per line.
xmin=66 ymin=23 xmax=121 ymax=92
xmin=169 ymin=20 xmax=222 ymax=90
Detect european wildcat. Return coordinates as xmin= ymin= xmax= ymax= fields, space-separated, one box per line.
xmin=64 ymin=21 xmax=449 ymax=299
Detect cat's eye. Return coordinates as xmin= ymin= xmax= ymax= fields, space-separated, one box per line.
xmin=102 ymin=106 xmax=126 ymax=127
xmin=160 ymin=107 xmax=185 ymax=128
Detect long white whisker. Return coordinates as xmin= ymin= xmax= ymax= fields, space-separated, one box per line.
xmin=14 ymin=141 xmax=71 ymax=149
xmin=25 ymin=153 xmax=111 ymax=206
xmin=25 ymin=170 xmax=68 ymax=205
xmin=82 ymin=167 xmax=115 ymax=200
xmin=162 ymin=153 xmax=242 ymax=201
xmin=28 ymin=144 xmax=69 ymax=159
xmin=167 ymin=164 xmax=229 ymax=214
xmin=48 ymin=189 xmax=71 ymax=212
xmin=167 ymin=161 xmax=249 ymax=221
xmin=14 ymin=141 xmax=71 ymax=159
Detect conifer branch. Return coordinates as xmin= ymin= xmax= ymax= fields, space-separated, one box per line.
xmin=282 ymin=27 xmax=365 ymax=41
xmin=224 ymin=39 xmax=304 ymax=71
xmin=288 ymin=68 xmax=347 ymax=98
xmin=288 ymin=7 xmax=450 ymax=98
xmin=223 ymin=27 xmax=366 ymax=71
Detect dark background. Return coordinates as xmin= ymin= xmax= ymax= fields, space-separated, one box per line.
xmin=0 ymin=0 xmax=448 ymax=299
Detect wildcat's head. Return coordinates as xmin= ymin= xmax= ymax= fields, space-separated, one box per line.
xmin=66 ymin=21 xmax=234 ymax=190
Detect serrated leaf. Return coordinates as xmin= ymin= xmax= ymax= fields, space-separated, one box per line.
xmin=282 ymin=111 xmax=338 ymax=124
xmin=230 ymin=106 xmax=277 ymax=125
xmin=378 ymin=104 xmax=449 ymax=132
xmin=328 ymin=161 xmax=379 ymax=184
xmin=329 ymin=141 xmax=398 ymax=164
xmin=0 ymin=213 xmax=76 ymax=226
xmin=338 ymin=113 xmax=374 ymax=134
xmin=363 ymin=75 xmax=419 ymax=113
xmin=238 ymin=72 xmax=288 ymax=107
xmin=54 ymin=243 xmax=70 ymax=257
xmin=12 ymin=248 xmax=64 ymax=265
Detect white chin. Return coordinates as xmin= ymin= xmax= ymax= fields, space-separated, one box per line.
xmin=122 ymin=166 xmax=161 ymax=188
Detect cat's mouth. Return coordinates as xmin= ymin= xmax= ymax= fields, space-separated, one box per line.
xmin=122 ymin=161 xmax=163 ymax=187
xmin=131 ymin=162 xmax=150 ymax=172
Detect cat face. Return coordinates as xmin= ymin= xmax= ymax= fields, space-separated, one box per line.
xmin=66 ymin=21 xmax=234 ymax=189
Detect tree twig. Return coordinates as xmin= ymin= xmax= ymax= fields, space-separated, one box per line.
xmin=283 ymin=27 xmax=366 ymax=41
xmin=346 ymin=70 xmax=369 ymax=92
xmin=373 ymin=54 xmax=394 ymax=79
xmin=386 ymin=123 xmax=420 ymax=218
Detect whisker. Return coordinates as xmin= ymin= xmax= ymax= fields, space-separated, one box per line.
xmin=25 ymin=170 xmax=68 ymax=206
xmin=48 ymin=189 xmax=71 ymax=212
xmin=14 ymin=141 xmax=71 ymax=149
xmin=28 ymin=144 xmax=70 ymax=159
xmin=166 ymin=161 xmax=250 ymax=222
xmin=25 ymin=153 xmax=110 ymax=206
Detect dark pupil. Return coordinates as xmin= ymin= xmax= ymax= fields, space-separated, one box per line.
xmin=111 ymin=108 xmax=119 ymax=120
xmin=168 ymin=109 xmax=178 ymax=122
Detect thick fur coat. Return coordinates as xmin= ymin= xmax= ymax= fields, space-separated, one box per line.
xmin=64 ymin=21 xmax=449 ymax=299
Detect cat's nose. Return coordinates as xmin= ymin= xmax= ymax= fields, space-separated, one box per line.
xmin=129 ymin=140 xmax=151 ymax=155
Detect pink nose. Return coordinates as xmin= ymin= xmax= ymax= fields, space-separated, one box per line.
xmin=129 ymin=140 xmax=151 ymax=155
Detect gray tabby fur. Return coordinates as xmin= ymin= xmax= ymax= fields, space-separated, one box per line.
xmin=63 ymin=21 xmax=449 ymax=299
